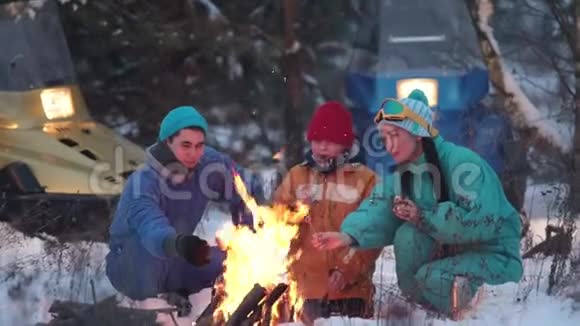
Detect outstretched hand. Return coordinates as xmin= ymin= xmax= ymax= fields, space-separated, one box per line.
xmin=311 ymin=232 xmax=353 ymax=250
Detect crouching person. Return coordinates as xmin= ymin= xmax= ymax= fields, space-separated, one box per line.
xmin=273 ymin=101 xmax=382 ymax=324
xmin=312 ymin=90 xmax=523 ymax=320
xmin=105 ymin=106 xmax=260 ymax=314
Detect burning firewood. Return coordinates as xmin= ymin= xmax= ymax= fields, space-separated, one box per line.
xmin=260 ymin=283 xmax=289 ymax=326
xmin=225 ymin=283 xmax=267 ymax=326
xmin=210 ymin=172 xmax=308 ymax=322
xmin=196 ymin=171 xmax=308 ymax=325
xmin=196 ymin=282 xmax=290 ymax=326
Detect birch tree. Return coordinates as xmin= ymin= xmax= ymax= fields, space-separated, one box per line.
xmin=466 ymin=0 xmax=579 ymax=292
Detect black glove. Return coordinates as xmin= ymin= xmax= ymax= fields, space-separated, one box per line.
xmin=175 ymin=234 xmax=211 ymax=266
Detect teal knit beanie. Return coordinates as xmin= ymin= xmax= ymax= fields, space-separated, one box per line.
xmin=158 ymin=106 xmax=209 ymax=141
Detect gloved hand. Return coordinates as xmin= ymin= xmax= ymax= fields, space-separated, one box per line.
xmin=175 ymin=234 xmax=210 ymax=266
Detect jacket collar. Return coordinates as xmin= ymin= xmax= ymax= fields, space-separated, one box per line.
xmin=387 ymin=135 xmax=445 ymax=174
xmin=301 ymin=140 xmax=364 ymax=173
xmin=145 ymin=141 xmax=192 ymax=184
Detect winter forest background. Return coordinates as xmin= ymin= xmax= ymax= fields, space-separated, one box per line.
xmin=2 ymin=0 xmax=580 ymax=325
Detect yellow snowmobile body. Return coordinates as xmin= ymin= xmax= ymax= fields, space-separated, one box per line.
xmin=0 ymin=0 xmax=145 ymax=241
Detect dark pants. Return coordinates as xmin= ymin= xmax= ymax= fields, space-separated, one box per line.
xmin=300 ymin=298 xmax=371 ymax=323
xmin=106 ymin=237 xmax=225 ymax=300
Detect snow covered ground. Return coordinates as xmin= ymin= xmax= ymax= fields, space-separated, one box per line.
xmin=0 ymin=184 xmax=579 ymax=326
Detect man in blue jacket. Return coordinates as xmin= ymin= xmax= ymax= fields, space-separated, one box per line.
xmin=106 ymin=106 xmax=261 ymax=312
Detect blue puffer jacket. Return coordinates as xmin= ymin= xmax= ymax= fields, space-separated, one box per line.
xmin=108 ymin=142 xmax=261 ymax=259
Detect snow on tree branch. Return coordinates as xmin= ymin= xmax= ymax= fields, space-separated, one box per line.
xmin=193 ymin=0 xmax=225 ymax=22
xmin=476 ymin=0 xmax=501 ymax=54
xmin=473 ymin=0 xmax=573 ymax=153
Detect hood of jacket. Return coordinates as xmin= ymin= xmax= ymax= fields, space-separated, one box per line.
xmin=144 ymin=141 xmax=192 ymax=183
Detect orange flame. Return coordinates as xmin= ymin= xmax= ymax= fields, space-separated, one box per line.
xmin=215 ymin=171 xmax=309 ymax=321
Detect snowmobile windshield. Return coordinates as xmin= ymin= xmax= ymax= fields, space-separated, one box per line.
xmin=0 ymin=0 xmax=76 ymax=91
xmin=348 ymin=0 xmax=484 ymax=75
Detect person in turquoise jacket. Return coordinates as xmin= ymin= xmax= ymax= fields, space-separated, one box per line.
xmin=311 ymin=89 xmax=523 ymax=319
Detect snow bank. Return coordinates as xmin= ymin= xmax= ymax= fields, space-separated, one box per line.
xmin=2 ymin=181 xmax=580 ymax=325
xmin=0 ymin=223 xmax=114 ymax=326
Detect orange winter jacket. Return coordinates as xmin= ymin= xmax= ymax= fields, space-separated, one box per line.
xmin=273 ymin=155 xmax=382 ymax=301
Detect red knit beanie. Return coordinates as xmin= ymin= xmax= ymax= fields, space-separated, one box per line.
xmin=306 ymin=101 xmax=354 ymax=148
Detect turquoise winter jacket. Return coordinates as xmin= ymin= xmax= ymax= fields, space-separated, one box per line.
xmin=341 ymin=136 xmax=522 ymax=266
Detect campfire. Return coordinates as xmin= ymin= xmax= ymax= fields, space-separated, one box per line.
xmin=199 ymin=171 xmax=309 ymax=325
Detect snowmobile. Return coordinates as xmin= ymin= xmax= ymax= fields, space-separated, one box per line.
xmin=344 ymin=0 xmax=527 ymax=211
xmin=0 ymin=0 xmax=145 ymax=241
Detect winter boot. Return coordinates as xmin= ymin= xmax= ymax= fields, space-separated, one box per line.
xmin=450 ymin=276 xmax=475 ymax=321
xmin=379 ymin=293 xmax=433 ymax=326
xmin=161 ymin=289 xmax=192 ymax=317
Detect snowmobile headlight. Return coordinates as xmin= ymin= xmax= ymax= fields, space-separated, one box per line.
xmin=40 ymin=88 xmax=75 ymax=120
xmin=396 ymin=78 xmax=438 ymax=107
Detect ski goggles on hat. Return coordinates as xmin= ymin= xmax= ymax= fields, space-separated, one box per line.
xmin=373 ymin=98 xmax=439 ymax=137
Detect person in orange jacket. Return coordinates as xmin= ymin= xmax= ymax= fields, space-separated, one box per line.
xmin=273 ymin=101 xmax=382 ymax=323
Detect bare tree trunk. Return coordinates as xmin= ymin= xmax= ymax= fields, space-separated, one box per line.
xmin=464 ymin=0 xmax=529 ymax=212
xmin=465 ymin=1 xmax=519 ymax=119
xmin=465 ymin=0 xmax=568 ymax=154
xmin=282 ymin=0 xmax=305 ymax=170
